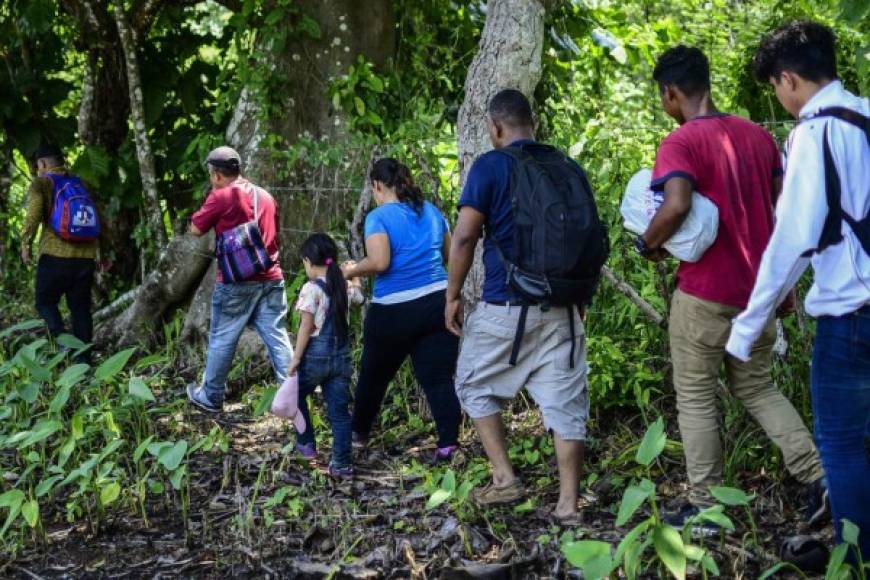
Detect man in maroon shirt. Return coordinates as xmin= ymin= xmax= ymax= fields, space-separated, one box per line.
xmin=638 ymin=47 xmax=825 ymax=531
xmin=186 ymin=146 xmax=292 ymax=412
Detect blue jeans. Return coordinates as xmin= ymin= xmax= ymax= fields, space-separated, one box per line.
xmin=812 ymin=306 xmax=870 ymax=561
xmin=297 ymin=335 xmax=352 ymax=469
xmin=203 ymin=281 xmax=293 ymax=405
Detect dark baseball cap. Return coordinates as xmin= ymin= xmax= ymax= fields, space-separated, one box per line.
xmin=205 ymin=146 xmax=242 ymax=171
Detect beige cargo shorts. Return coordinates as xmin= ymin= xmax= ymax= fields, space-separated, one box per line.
xmin=455 ymin=302 xmax=590 ymax=441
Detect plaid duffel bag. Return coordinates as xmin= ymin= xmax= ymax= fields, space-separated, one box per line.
xmin=215 ymin=185 xmax=274 ymax=282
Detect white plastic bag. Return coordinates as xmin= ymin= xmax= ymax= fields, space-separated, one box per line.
xmin=620 ymin=168 xmax=719 ymax=263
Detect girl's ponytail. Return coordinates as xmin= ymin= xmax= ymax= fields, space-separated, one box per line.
xmin=300 ymin=233 xmax=349 ymax=342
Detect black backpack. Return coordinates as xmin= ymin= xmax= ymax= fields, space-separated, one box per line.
xmin=492 ymin=142 xmax=609 ymax=366
xmin=800 ymin=106 xmax=870 ymax=257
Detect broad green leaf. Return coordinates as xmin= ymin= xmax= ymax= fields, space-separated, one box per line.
xmin=128 ymin=377 xmax=156 ymax=402
xmin=366 ymin=75 xmax=384 ymax=93
xmin=354 ymin=96 xmax=366 ymax=116
xmin=19 ymin=420 xmax=62 ymax=449
xmin=758 ymin=562 xmax=792 ymax=580
xmin=134 ymin=435 xmax=155 ymax=462
xmin=426 ymin=489 xmax=452 ymax=510
xmin=17 ymin=382 xmax=40 ymax=404
xmin=94 ymin=347 xmax=137 ymax=383
xmin=684 ymin=544 xmax=704 ymax=561
xmin=695 ymin=504 xmax=735 ymax=530
xmin=56 ymin=363 xmax=89 ymax=388
xmin=841 ymin=519 xmax=859 ymax=546
xmin=709 ymin=486 xmax=754 ymax=506
xmin=825 ymin=544 xmax=849 ymax=580
xmin=49 ymin=384 xmax=72 ymax=413
xmin=253 ymin=386 xmax=277 ymax=416
xmin=158 ymin=440 xmax=188 ymax=471
xmin=616 ymin=479 xmax=654 ymax=526
xmin=55 ymin=334 xmax=87 ymax=352
xmin=636 ymin=416 xmax=666 ymax=466
xmin=18 ymin=357 xmax=48 ymax=383
xmin=147 ymin=441 xmax=172 ymax=457
xmin=169 ymin=466 xmax=186 ymax=490
xmin=0 ymin=489 xmax=25 ymax=537
xmin=18 ymin=352 xmax=50 ymax=382
xmin=701 ymin=554 xmax=721 ymax=576
xmin=562 ymin=540 xmax=613 ymax=579
xmin=0 ymin=319 xmax=43 ymax=339
xmin=513 ymin=498 xmax=535 ymax=514
xmin=615 ymin=517 xmax=652 ymax=566
xmin=21 ymin=500 xmax=39 ymax=528
xmin=71 ymin=415 xmax=84 ymax=440
xmin=58 ymin=436 xmax=76 ymax=468
xmin=441 ymin=469 xmax=456 ymax=493
xmin=653 ymin=525 xmax=686 ymax=580
xmin=35 ymin=475 xmax=63 ymax=497
xmin=100 ymin=482 xmax=121 ymax=505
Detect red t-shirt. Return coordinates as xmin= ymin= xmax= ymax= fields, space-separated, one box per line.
xmin=652 ymin=114 xmax=782 ymax=308
xmin=191 ymin=178 xmax=283 ymax=282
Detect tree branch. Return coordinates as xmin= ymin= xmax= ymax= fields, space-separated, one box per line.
xmin=601 ymin=265 xmax=666 ymax=327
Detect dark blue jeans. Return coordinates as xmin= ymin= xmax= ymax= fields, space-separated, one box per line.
xmin=812 ymin=306 xmax=870 ymax=562
xmin=297 ymin=335 xmax=352 ymax=469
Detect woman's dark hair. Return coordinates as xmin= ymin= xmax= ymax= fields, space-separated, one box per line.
xmin=753 ymin=21 xmax=837 ymax=83
xmin=369 ymin=158 xmax=425 ymax=215
xmin=300 ymin=233 xmax=349 ymax=342
xmin=653 ymin=45 xmax=711 ymax=97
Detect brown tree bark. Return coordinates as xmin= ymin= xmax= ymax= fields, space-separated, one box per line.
xmin=456 ymin=0 xmax=546 ymax=306
xmin=113 ymin=4 xmax=167 ymax=248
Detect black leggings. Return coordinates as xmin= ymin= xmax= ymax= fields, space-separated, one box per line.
xmin=352 ymin=290 xmax=461 ymax=447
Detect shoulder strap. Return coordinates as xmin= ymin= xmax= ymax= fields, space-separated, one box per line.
xmin=810 ymin=107 xmax=870 ymax=144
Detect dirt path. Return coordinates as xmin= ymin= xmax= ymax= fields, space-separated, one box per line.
xmin=3 ymin=390 xmax=829 ymax=579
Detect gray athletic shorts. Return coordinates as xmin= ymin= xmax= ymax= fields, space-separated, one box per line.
xmin=455 ymin=302 xmax=590 ymax=441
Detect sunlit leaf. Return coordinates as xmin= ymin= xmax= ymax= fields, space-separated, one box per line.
xmin=94 ymin=347 xmax=137 ymax=383
xmin=426 ymin=489 xmax=452 ymax=510
xmin=21 ymin=500 xmax=39 ymax=528
xmin=157 ymin=440 xmax=188 ymax=471
xmin=616 ymin=479 xmax=654 ymax=526
xmin=709 ymin=486 xmax=754 ymax=506
xmin=563 ymin=540 xmax=613 ymax=579
xmin=636 ymin=416 xmax=666 ymax=466
xmin=128 ymin=377 xmax=156 ymax=402
xmin=653 ymin=525 xmax=686 ymax=580
xmin=100 ymin=481 xmax=121 ymax=505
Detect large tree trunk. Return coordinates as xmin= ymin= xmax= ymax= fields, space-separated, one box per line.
xmin=227 ymin=0 xmax=395 ymax=184
xmin=113 ymin=5 xmax=167 ymax=248
xmin=97 ymin=233 xmax=213 ymax=347
xmin=456 ymin=0 xmax=546 ymax=306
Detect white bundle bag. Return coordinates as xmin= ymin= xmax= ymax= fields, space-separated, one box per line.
xmin=620 ymin=168 xmax=719 ymax=263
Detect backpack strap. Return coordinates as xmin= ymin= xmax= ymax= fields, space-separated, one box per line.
xmin=800 ymin=107 xmax=870 ymax=256
xmin=508 ymin=304 xmax=529 ymax=366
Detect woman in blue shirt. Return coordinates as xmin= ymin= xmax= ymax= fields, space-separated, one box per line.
xmin=341 ymin=158 xmax=461 ymax=462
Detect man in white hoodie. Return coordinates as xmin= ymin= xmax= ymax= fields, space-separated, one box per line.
xmin=727 ymin=21 xmax=869 ymax=561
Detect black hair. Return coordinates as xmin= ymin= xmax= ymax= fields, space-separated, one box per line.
xmin=753 ymin=21 xmax=837 ymax=83
xmin=487 ymin=88 xmax=534 ymax=128
xmin=208 ymin=161 xmax=241 ymax=179
xmin=653 ymin=45 xmax=711 ymax=97
xmin=300 ymin=233 xmax=349 ymax=342
xmin=34 ymin=142 xmax=64 ymax=167
xmin=369 ymin=158 xmax=425 ymax=215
